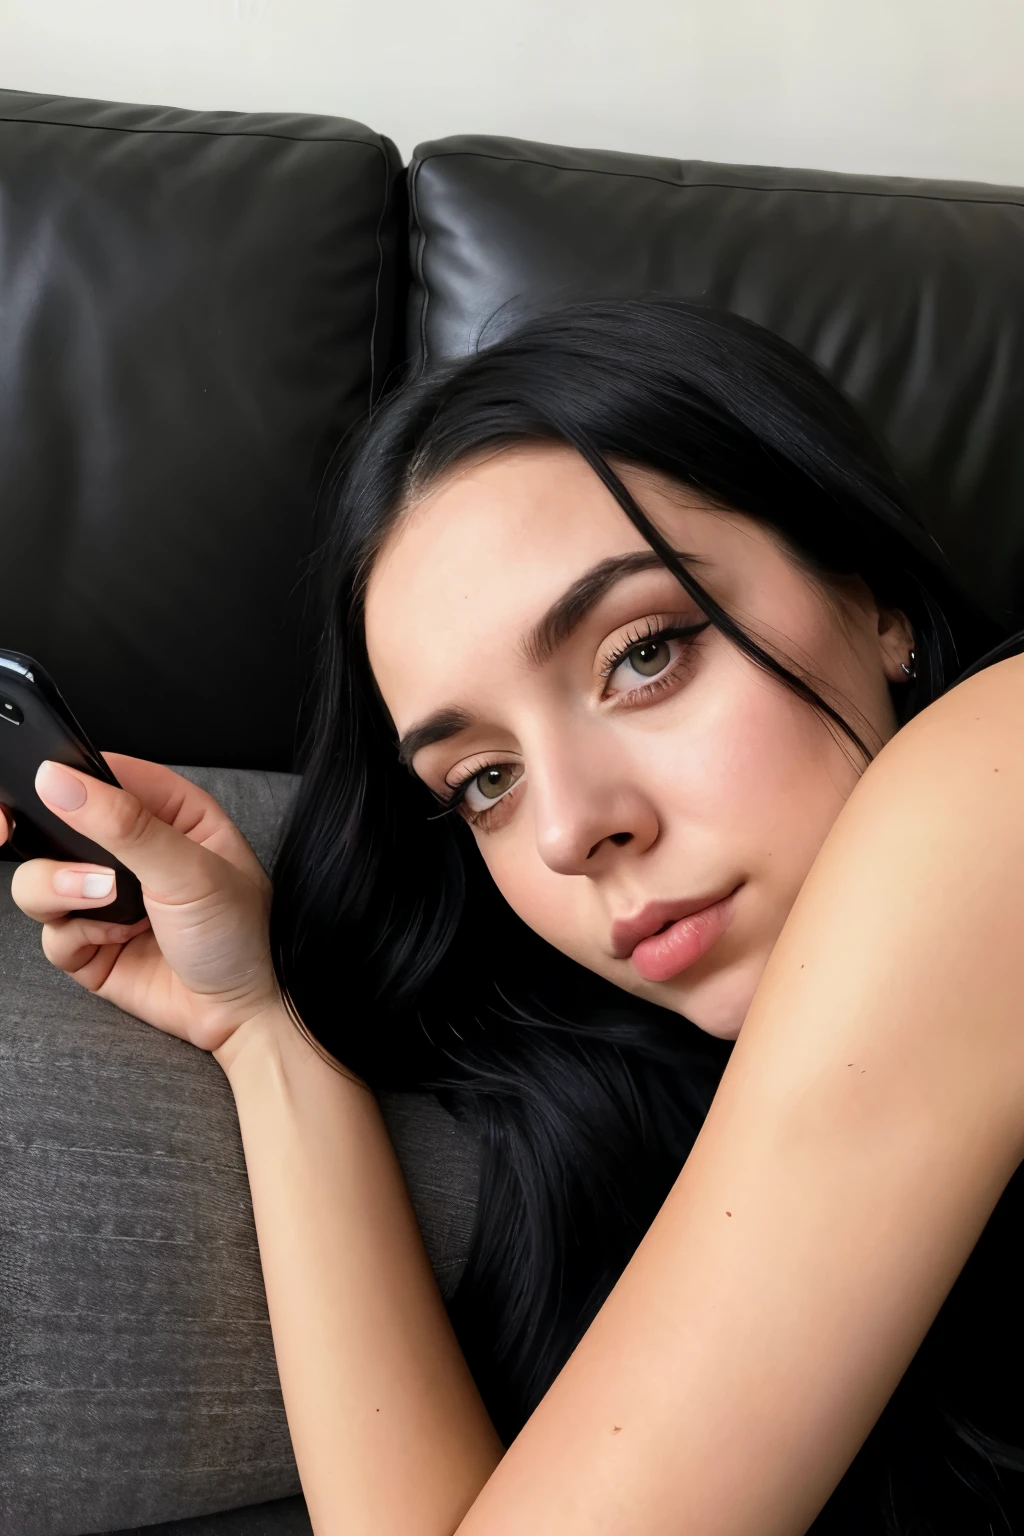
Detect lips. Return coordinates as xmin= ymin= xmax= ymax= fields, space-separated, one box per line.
xmin=610 ymin=889 xmax=740 ymax=961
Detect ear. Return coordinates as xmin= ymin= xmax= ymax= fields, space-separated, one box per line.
xmin=821 ymin=574 xmax=915 ymax=685
xmin=876 ymin=606 xmax=916 ymax=684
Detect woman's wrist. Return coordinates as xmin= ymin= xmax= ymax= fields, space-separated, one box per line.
xmin=212 ymin=998 xmax=297 ymax=1080
xmin=213 ymin=995 xmax=369 ymax=1096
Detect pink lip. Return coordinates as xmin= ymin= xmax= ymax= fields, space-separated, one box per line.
xmin=611 ymin=886 xmax=742 ymax=984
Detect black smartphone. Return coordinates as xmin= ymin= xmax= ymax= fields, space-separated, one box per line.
xmin=0 ymin=648 xmax=147 ymax=924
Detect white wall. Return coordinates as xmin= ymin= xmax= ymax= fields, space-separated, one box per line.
xmin=5 ymin=0 xmax=1024 ymax=186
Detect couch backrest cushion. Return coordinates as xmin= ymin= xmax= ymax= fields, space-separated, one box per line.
xmin=0 ymin=90 xmax=405 ymax=772
xmin=408 ymin=136 xmax=1024 ymax=625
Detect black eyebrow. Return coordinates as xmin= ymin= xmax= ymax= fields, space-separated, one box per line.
xmin=397 ymin=706 xmax=474 ymax=769
xmin=521 ymin=548 xmax=706 ymax=668
xmin=396 ymin=548 xmax=707 ymax=769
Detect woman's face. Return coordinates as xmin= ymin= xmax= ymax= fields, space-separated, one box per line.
xmin=364 ymin=443 xmax=913 ymax=1039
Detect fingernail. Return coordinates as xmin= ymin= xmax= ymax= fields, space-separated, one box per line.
xmin=36 ymin=760 xmax=87 ymax=811
xmin=53 ymin=868 xmax=115 ymax=898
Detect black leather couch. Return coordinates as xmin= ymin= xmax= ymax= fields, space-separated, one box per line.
xmin=2 ymin=86 xmax=1024 ymax=1535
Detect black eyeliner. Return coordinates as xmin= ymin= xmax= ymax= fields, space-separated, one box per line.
xmin=600 ymin=618 xmax=712 ymax=679
xmin=429 ymin=618 xmax=711 ymax=824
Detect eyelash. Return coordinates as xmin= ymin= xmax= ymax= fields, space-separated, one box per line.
xmin=437 ymin=617 xmax=712 ymax=829
xmin=598 ymin=617 xmax=710 ymax=687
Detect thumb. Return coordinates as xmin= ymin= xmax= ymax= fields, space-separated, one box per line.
xmin=35 ymin=759 xmax=223 ymax=905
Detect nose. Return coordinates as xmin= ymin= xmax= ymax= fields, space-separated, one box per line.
xmin=531 ymin=737 xmax=660 ymax=877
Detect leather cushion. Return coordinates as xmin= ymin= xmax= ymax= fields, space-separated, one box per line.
xmin=0 ymin=90 xmax=406 ymax=773
xmin=408 ymin=136 xmax=1024 ymax=624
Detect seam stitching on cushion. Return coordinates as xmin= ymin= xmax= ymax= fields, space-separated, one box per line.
xmin=367 ymin=141 xmax=390 ymax=408
xmin=0 ymin=114 xmax=384 ymax=148
xmin=411 ymin=148 xmax=1024 ymax=211
xmin=409 ymin=158 xmax=431 ymax=368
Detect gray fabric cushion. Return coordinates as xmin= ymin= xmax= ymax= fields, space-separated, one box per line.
xmin=0 ymin=766 xmax=481 ymax=1536
xmin=107 ymin=1495 xmax=312 ymax=1536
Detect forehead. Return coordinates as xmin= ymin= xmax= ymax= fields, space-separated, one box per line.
xmin=363 ymin=443 xmax=774 ymax=718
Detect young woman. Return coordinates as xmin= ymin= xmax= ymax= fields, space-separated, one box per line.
xmin=5 ymin=298 xmax=1024 ymax=1536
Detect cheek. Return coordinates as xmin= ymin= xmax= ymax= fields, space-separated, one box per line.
xmin=710 ymin=670 xmax=861 ymax=887
xmin=466 ymin=661 xmax=862 ymax=971
xmin=643 ymin=668 xmax=832 ymax=837
xmin=635 ymin=668 xmax=864 ymax=931
xmin=476 ymin=835 xmax=579 ymax=951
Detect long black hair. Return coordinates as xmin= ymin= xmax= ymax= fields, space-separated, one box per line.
xmin=269 ymin=298 xmax=1024 ymax=1533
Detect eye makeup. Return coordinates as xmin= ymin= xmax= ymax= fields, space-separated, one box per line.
xmin=433 ymin=614 xmax=713 ymax=831
xmin=598 ymin=615 xmax=706 ymax=677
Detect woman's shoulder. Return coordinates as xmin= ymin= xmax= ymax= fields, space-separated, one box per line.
xmin=945 ymin=626 xmax=1024 ymax=691
xmin=872 ymin=627 xmax=1024 ymax=836
xmin=770 ymin=626 xmax=1024 ymax=1121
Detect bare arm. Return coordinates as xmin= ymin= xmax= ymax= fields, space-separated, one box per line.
xmin=216 ymin=1016 xmax=504 ymax=1536
xmin=219 ymin=653 xmax=1024 ymax=1535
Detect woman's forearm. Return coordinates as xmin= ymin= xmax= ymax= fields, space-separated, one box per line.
xmin=215 ymin=1007 xmax=503 ymax=1536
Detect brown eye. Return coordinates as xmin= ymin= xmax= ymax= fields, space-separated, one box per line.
xmin=462 ymin=761 xmax=524 ymax=815
xmin=627 ymin=639 xmax=671 ymax=677
xmin=477 ymin=765 xmax=516 ymax=799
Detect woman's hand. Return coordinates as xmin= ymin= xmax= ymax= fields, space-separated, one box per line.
xmin=0 ymin=754 xmax=283 ymax=1059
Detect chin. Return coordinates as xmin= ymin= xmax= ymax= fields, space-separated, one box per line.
xmin=577 ymin=942 xmax=755 ymax=1041
xmin=652 ymin=961 xmax=760 ymax=1040
xmin=691 ymin=1013 xmax=744 ymax=1042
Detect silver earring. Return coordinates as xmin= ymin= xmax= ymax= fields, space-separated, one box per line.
xmin=900 ymin=648 xmax=916 ymax=680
